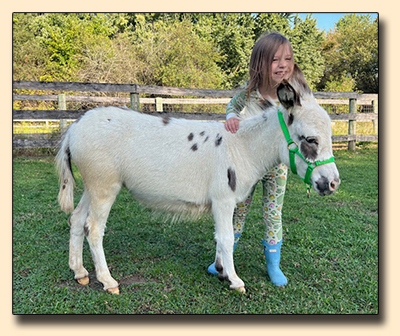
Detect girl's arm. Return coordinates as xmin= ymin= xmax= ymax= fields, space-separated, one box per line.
xmin=225 ymin=91 xmax=247 ymax=133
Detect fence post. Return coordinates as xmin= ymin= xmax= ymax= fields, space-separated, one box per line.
xmin=156 ymin=97 xmax=163 ymax=112
xmin=130 ymin=93 xmax=140 ymax=111
xmin=58 ymin=93 xmax=67 ymax=133
xmin=372 ymin=99 xmax=378 ymax=135
xmin=348 ymin=98 xmax=357 ymax=151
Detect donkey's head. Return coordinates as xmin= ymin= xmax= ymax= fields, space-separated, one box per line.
xmin=276 ymin=80 xmax=340 ymax=196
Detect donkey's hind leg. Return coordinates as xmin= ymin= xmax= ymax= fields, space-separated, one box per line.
xmin=69 ymin=191 xmax=90 ymax=285
xmin=85 ymin=182 xmax=122 ymax=294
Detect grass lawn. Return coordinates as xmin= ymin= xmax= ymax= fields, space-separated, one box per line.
xmin=12 ymin=144 xmax=378 ymax=314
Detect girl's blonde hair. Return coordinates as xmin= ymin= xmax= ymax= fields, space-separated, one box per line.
xmin=246 ymin=32 xmax=310 ymax=98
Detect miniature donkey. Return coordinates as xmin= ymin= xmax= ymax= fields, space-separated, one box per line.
xmin=56 ymin=81 xmax=340 ymax=294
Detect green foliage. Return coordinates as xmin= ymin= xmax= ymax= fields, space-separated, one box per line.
xmin=193 ymin=13 xmax=256 ymax=88
xmin=318 ymin=14 xmax=378 ymax=93
xmin=13 ymin=13 xmax=378 ymax=92
xmin=13 ymin=14 xmax=48 ymax=81
xmin=324 ymin=70 xmax=357 ymax=92
xmin=13 ymin=13 xmax=119 ymax=82
xmin=253 ymin=12 xmax=292 ymax=38
xmin=132 ymin=17 xmax=224 ymax=88
xmin=288 ymin=14 xmax=325 ymax=91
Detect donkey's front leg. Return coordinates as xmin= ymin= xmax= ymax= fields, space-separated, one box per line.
xmin=212 ymin=199 xmax=245 ymax=293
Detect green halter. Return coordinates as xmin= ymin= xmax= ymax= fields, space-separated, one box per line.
xmin=277 ymin=109 xmax=335 ymax=195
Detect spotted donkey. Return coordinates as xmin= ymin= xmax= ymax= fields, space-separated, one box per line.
xmin=56 ymin=81 xmax=340 ymax=294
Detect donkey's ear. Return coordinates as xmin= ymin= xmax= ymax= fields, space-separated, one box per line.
xmin=277 ymin=80 xmax=302 ymax=109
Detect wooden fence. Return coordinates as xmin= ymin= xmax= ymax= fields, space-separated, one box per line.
xmin=13 ymin=81 xmax=378 ymax=150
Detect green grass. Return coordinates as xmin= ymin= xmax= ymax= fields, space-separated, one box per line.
xmin=12 ymin=144 xmax=378 ymax=314
xmin=13 ymin=120 xmax=74 ymax=134
xmin=332 ymin=121 xmax=376 ymax=135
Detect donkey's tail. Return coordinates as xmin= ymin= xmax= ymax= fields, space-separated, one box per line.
xmin=56 ymin=129 xmax=75 ymax=213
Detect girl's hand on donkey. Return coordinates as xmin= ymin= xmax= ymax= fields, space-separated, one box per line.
xmin=225 ymin=117 xmax=240 ymax=133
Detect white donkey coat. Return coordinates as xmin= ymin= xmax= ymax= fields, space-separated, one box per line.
xmin=60 ymin=107 xmax=282 ymax=216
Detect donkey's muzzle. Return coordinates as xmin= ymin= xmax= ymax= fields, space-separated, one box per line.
xmin=315 ymin=176 xmax=341 ymax=196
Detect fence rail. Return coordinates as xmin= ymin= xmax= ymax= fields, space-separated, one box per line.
xmin=13 ymin=81 xmax=378 ymax=150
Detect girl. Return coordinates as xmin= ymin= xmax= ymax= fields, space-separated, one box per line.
xmin=208 ymin=32 xmax=311 ymax=287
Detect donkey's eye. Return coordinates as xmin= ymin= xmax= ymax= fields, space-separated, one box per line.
xmin=306 ymin=137 xmax=319 ymax=145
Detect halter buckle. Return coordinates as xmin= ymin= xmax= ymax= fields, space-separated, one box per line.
xmin=306 ymin=184 xmax=311 ymax=198
xmin=287 ymin=141 xmax=298 ymax=151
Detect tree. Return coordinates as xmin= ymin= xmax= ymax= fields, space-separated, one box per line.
xmin=318 ymin=14 xmax=378 ymax=93
xmin=323 ymin=70 xmax=357 ymax=92
xmin=194 ymin=13 xmax=256 ymax=88
xmin=13 ymin=13 xmax=120 ymax=82
xmin=13 ymin=12 xmax=329 ymax=92
xmin=287 ymin=14 xmax=325 ymax=91
xmin=13 ymin=13 xmax=49 ymax=81
xmin=130 ymin=13 xmax=258 ymax=89
xmin=197 ymin=13 xmax=324 ymax=89
xmin=131 ymin=16 xmax=224 ymax=88
xmin=253 ymin=12 xmax=291 ymax=39
xmin=76 ymin=33 xmax=142 ymax=84
xmin=193 ymin=13 xmax=298 ymax=89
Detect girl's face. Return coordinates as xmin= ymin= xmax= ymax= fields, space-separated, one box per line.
xmin=270 ymin=43 xmax=294 ymax=87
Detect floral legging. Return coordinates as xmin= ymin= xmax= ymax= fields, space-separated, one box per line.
xmin=233 ymin=163 xmax=288 ymax=245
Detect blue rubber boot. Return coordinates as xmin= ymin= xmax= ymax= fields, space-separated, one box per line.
xmin=262 ymin=239 xmax=288 ymax=287
xmin=208 ymin=232 xmax=241 ymax=275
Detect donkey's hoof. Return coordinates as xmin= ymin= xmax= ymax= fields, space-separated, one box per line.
xmin=107 ymin=287 xmax=120 ymax=295
xmin=236 ymin=286 xmax=246 ymax=294
xmin=76 ymin=276 xmax=89 ymax=286
xmin=231 ymin=286 xmax=246 ymax=294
